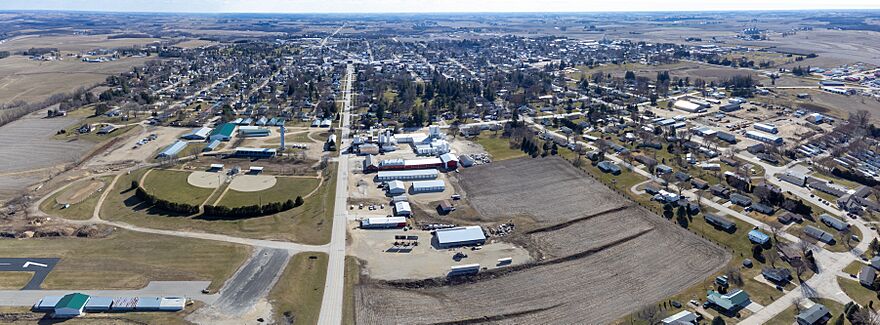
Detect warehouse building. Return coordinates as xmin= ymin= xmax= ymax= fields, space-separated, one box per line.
xmin=719 ymin=102 xmax=741 ymax=112
xmin=716 ymin=131 xmax=737 ymax=144
xmin=412 ymin=180 xmax=446 ymax=193
xmin=673 ymin=100 xmax=706 ymax=113
xmin=440 ymin=152 xmax=459 ymax=169
xmin=209 ymin=123 xmax=235 ymax=142
xmin=753 ymin=122 xmax=779 ymax=134
xmin=203 ymin=139 xmax=221 ymax=152
xmin=434 ymin=226 xmax=486 ymax=248
xmin=232 ymin=147 xmax=277 ymax=158
xmin=53 ymin=293 xmax=89 ymax=318
xmin=360 ymin=217 xmax=407 ymax=229
xmin=745 ymin=130 xmax=783 ymax=145
xmin=157 ymin=140 xmax=188 ymax=158
xmin=376 ymin=169 xmax=439 ymax=181
xmin=181 ymin=127 xmax=212 ymax=140
xmin=386 ymin=180 xmax=406 ymax=195
xmin=394 ymin=201 xmax=412 ymax=216
xmin=368 ymin=157 xmax=445 ymax=172
xmin=238 ymin=126 xmax=271 ymax=138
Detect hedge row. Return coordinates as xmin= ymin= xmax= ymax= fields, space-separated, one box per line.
xmin=203 ymin=196 xmax=304 ymax=219
xmin=134 ymin=186 xmax=200 ymax=215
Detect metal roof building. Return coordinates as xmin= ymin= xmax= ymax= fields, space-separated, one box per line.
xmin=203 ymin=139 xmax=221 ymax=152
xmin=238 ymin=126 xmax=271 ymax=138
xmin=748 ymin=229 xmax=770 ymax=244
xmin=54 ymin=293 xmax=90 ymax=317
xmin=157 ymin=140 xmax=188 ymax=158
xmin=376 ymin=169 xmax=439 ymax=181
xmin=434 ymin=226 xmax=486 ymax=248
xmin=233 ymin=147 xmax=277 ymax=158
xmin=181 ymin=127 xmax=211 ymax=140
xmin=797 ymin=303 xmax=831 ymax=325
xmin=360 ymin=217 xmax=407 ymax=229
xmin=820 ymin=214 xmax=849 ymax=231
xmin=209 ymin=123 xmax=235 ymax=142
xmin=394 ymin=201 xmax=412 ymax=216
xmin=84 ymin=296 xmax=113 ymax=312
xmin=386 ymin=180 xmax=406 ymax=195
xmin=746 ymin=130 xmax=783 ymax=145
xmin=411 ymin=180 xmax=446 ymax=193
xmin=804 ymin=225 xmax=834 ymax=243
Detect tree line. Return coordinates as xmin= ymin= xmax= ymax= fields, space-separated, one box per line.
xmin=203 ymin=196 xmax=303 ymax=220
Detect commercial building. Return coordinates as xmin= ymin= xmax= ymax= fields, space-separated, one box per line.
xmin=157 ymin=140 xmax=188 ymax=158
xmin=719 ymin=102 xmax=741 ymax=112
xmin=181 ymin=127 xmax=212 ymax=140
xmin=440 ymin=153 xmax=459 ymax=169
xmin=434 ymin=226 xmax=486 ymax=248
xmin=753 ymin=122 xmax=779 ymax=134
xmin=232 ymin=147 xmax=277 ymax=158
xmin=376 ymin=169 xmax=439 ymax=181
xmin=360 ymin=217 xmax=407 ymax=229
xmin=745 ymin=130 xmax=783 ymax=145
xmin=386 ymin=180 xmax=406 ymax=195
xmin=209 ymin=123 xmax=235 ymax=142
xmin=673 ymin=100 xmax=706 ymax=113
xmin=238 ymin=126 xmax=271 ymax=138
xmin=412 ymin=180 xmax=446 ymax=193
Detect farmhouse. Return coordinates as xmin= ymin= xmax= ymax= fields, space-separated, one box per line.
xmin=376 ymin=169 xmax=439 ymax=181
xmin=209 ymin=123 xmax=235 ymax=142
xmin=181 ymin=127 xmax=211 ymax=140
xmin=412 ymin=180 xmax=446 ymax=193
xmin=157 ymin=140 xmax=188 ymax=158
xmin=360 ymin=217 xmax=407 ymax=229
xmin=434 ymin=226 xmax=486 ymax=248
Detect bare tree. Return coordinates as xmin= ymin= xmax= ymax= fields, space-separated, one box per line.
xmin=766 ymin=249 xmax=779 ymax=268
xmin=726 ymin=267 xmax=744 ymax=287
xmin=852 ymin=308 xmax=880 ymax=325
xmin=768 ymin=221 xmax=784 ymax=242
xmin=636 ymin=304 xmax=662 ymax=325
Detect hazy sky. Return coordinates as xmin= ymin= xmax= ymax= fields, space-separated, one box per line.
xmin=0 ymin=0 xmax=878 ymax=13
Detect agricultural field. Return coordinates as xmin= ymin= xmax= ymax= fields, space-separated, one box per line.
xmin=356 ymin=157 xmax=729 ymax=324
xmin=457 ymin=157 xmax=630 ymax=226
xmin=0 ymin=230 xmax=249 ymax=291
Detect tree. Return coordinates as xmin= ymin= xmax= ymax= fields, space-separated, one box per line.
xmin=726 ymin=267 xmax=744 ymax=287
xmin=711 ymin=316 xmax=726 ymax=325
xmin=766 ymin=249 xmax=779 ymax=268
xmin=636 ymin=305 xmax=661 ymax=325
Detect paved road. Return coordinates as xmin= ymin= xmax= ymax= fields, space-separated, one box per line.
xmin=211 ymin=248 xmax=291 ymax=316
xmin=0 ymin=258 xmax=60 ymax=290
xmin=317 ymin=63 xmax=354 ymax=325
xmin=0 ymin=281 xmax=215 ymax=307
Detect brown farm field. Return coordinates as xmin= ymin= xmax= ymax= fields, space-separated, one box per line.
xmin=355 ymin=158 xmax=730 ymax=324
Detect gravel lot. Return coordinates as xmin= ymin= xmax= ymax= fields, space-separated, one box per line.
xmin=356 ymin=157 xmax=730 ymax=324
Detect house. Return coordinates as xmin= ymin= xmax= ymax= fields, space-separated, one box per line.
xmin=661 ymin=310 xmax=697 ymax=325
xmin=872 ymin=256 xmax=880 ymax=270
xmin=711 ymin=185 xmax=731 ymax=199
xmin=762 ymin=267 xmax=791 ymax=283
xmin=656 ymin=164 xmax=674 ymax=175
xmin=797 ymin=304 xmax=831 ymax=325
xmin=674 ymin=171 xmax=691 ymax=182
xmin=778 ymin=212 xmax=803 ymax=224
xmin=730 ymin=193 xmax=752 ymax=207
xmin=706 ymin=289 xmax=750 ymax=312
xmin=705 ymin=214 xmax=736 ymax=232
xmin=820 ymin=214 xmax=849 ymax=231
xmin=804 ymin=225 xmax=835 ymax=244
xmin=748 ymin=229 xmax=770 ymax=245
xmin=860 ymin=266 xmax=876 ymax=287
xmin=53 ymin=293 xmax=90 ymax=318
xmin=597 ymin=161 xmax=621 ymax=175
xmin=750 ymin=203 xmax=774 ymax=215
xmin=779 ymin=172 xmax=807 ymax=187
xmin=777 ymin=244 xmax=803 ymax=266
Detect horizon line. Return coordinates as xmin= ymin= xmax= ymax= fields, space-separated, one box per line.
xmin=2 ymin=8 xmax=880 ymax=15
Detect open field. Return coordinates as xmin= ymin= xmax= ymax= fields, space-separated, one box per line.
xmin=40 ymin=176 xmax=112 ymax=220
xmin=0 ymin=230 xmax=249 ymax=291
xmin=458 ymin=157 xmax=630 ymax=226
xmin=0 ymin=109 xmax=92 ymax=174
xmin=0 ymin=272 xmax=32 ymax=290
xmin=0 ymin=55 xmax=152 ymax=106
xmin=219 ymin=176 xmax=319 ymax=208
xmin=769 ymin=88 xmax=880 ymax=122
xmin=0 ymin=35 xmax=162 ymax=52
xmin=102 ymin=165 xmax=337 ymax=244
xmin=268 ymin=252 xmax=328 ymax=325
xmin=471 ymin=134 xmax=526 ymax=161
xmin=356 ymin=157 xmax=729 ymax=324
xmin=142 ymin=169 xmax=215 ymax=206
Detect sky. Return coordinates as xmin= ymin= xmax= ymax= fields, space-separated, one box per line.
xmin=0 ymin=0 xmax=878 ymax=13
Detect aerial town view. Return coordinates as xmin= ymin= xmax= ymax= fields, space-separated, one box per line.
xmin=1 ymin=0 xmax=880 ymax=324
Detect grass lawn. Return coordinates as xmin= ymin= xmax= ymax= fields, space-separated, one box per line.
xmin=811 ymin=172 xmax=864 ymax=191
xmin=473 ymin=134 xmax=526 ymax=161
xmin=142 ymin=169 xmax=214 ymax=206
xmin=343 ymin=256 xmax=359 ymax=325
xmin=39 ymin=176 xmax=113 ymax=220
xmin=103 ymin=165 xmax=338 ymax=245
xmin=838 ymin=277 xmax=879 ymax=307
xmin=267 ymin=131 xmax=314 ymax=144
xmin=844 ymin=261 xmax=865 ymax=276
xmin=766 ymin=298 xmax=847 ymax=325
xmin=219 ymin=177 xmax=319 ymax=208
xmin=0 ymin=230 xmax=249 ymax=291
xmin=269 ymin=253 xmax=328 ymax=325
xmin=0 ymin=272 xmax=33 ymax=290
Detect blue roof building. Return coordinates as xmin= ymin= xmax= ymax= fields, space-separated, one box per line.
xmin=748 ymin=229 xmax=770 ymax=244
xmin=157 ymin=140 xmax=187 ymax=158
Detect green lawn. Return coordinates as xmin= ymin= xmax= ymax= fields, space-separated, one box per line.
xmin=39 ymin=176 xmax=112 ymax=220
xmin=343 ymin=256 xmax=360 ymax=325
xmin=0 ymin=230 xmax=249 ymax=291
xmin=142 ymin=169 xmax=215 ymax=206
xmin=218 ymin=177 xmax=319 ymax=208
xmin=844 ymin=261 xmax=865 ymax=275
xmin=103 ymin=165 xmax=338 ymax=245
xmin=269 ymin=253 xmax=328 ymax=325
xmin=838 ymin=277 xmax=879 ymax=307
xmin=473 ymin=134 xmax=526 ymax=161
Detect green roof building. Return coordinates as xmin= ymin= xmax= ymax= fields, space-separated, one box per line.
xmin=707 ymin=289 xmax=750 ymax=312
xmin=209 ymin=123 xmax=236 ymax=142
xmin=54 ymin=293 xmax=90 ymax=317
